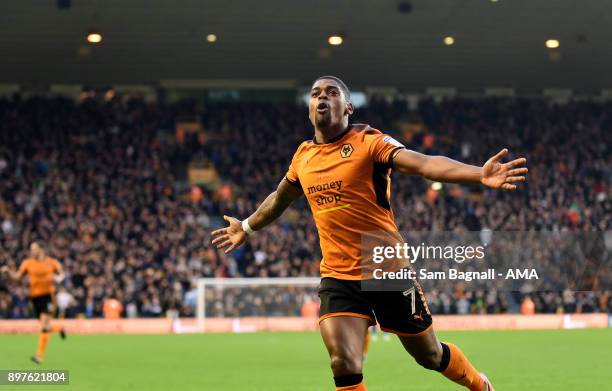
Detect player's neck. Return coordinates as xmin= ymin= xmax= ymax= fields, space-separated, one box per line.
xmin=314 ymin=123 xmax=350 ymax=144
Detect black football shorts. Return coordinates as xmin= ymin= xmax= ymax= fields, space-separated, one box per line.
xmin=318 ymin=277 xmax=432 ymax=336
xmin=31 ymin=294 xmax=53 ymax=317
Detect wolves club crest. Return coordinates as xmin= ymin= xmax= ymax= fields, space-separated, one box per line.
xmin=340 ymin=143 xmax=354 ymax=158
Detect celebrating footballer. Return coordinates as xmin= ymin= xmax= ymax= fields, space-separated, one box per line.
xmin=212 ymin=76 xmax=528 ymax=391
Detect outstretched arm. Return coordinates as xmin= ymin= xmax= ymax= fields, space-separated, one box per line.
xmin=0 ymin=265 xmax=12 ymax=279
xmin=53 ymin=264 xmax=65 ymax=284
xmin=0 ymin=265 xmax=25 ymax=284
xmin=392 ymin=148 xmax=527 ymax=190
xmin=1 ymin=264 xmax=25 ymax=283
xmin=211 ymin=177 xmax=303 ymax=253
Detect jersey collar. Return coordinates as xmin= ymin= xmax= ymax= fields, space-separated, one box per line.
xmin=312 ymin=124 xmax=352 ymax=145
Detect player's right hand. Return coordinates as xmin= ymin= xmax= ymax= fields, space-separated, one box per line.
xmin=211 ymin=215 xmax=247 ymax=254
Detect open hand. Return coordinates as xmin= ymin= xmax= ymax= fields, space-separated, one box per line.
xmin=211 ymin=215 xmax=247 ymax=254
xmin=481 ymin=149 xmax=528 ymax=190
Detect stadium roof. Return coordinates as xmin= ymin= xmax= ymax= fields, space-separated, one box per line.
xmin=1 ymin=0 xmax=611 ymax=92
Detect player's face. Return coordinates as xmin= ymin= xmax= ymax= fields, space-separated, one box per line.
xmin=30 ymin=243 xmax=44 ymax=259
xmin=308 ymin=79 xmax=353 ymax=130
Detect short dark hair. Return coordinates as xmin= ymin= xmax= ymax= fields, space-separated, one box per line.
xmin=313 ymin=75 xmax=351 ymax=99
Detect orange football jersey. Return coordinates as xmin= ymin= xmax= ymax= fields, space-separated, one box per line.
xmin=286 ymin=124 xmax=405 ymax=280
xmin=18 ymin=257 xmax=61 ymax=298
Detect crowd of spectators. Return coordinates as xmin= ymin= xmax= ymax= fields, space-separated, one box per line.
xmin=0 ymin=93 xmax=610 ymax=319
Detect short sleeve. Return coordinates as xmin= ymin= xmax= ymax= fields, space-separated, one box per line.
xmin=286 ymin=160 xmax=299 ymax=186
xmin=285 ymin=145 xmax=302 ymax=188
xmin=52 ymin=259 xmax=62 ymax=272
xmin=368 ymin=133 xmax=405 ymax=164
xmin=18 ymin=260 xmax=29 ymax=274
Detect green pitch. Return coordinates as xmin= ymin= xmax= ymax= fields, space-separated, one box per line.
xmin=1 ymin=329 xmax=610 ymax=390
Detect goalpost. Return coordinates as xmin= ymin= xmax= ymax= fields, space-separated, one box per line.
xmin=196 ymin=277 xmax=321 ymax=332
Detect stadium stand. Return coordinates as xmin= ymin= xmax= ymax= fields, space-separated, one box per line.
xmin=0 ymin=94 xmax=610 ymax=319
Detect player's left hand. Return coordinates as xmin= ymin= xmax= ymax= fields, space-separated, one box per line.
xmin=481 ymin=148 xmax=528 ymax=190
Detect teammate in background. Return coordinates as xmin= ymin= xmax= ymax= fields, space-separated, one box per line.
xmin=212 ymin=76 xmax=528 ymax=391
xmin=2 ymin=242 xmax=66 ymax=363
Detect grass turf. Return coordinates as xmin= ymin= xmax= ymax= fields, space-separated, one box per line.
xmin=0 ymin=329 xmax=610 ymax=390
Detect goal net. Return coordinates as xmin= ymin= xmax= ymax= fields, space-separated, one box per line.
xmin=195 ymin=277 xmax=321 ymax=332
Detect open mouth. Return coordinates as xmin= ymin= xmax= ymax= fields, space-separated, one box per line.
xmin=316 ymin=102 xmax=329 ymax=113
